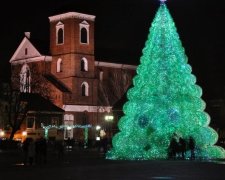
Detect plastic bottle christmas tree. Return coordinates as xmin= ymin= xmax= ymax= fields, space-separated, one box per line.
xmin=107 ymin=0 xmax=225 ymax=160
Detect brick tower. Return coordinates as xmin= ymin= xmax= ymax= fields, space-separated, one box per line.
xmin=49 ymin=12 xmax=97 ymax=105
xmin=48 ymin=12 xmax=99 ymax=141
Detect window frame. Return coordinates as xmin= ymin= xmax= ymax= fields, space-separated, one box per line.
xmin=81 ymin=82 xmax=89 ymax=96
xmin=56 ymin=21 xmax=64 ymax=45
xmin=79 ymin=21 xmax=90 ymax=44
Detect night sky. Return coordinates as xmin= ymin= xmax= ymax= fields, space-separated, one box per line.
xmin=0 ymin=0 xmax=225 ymax=100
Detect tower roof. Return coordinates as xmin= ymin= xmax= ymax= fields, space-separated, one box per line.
xmin=49 ymin=12 xmax=96 ymax=22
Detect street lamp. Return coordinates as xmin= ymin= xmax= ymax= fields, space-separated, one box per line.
xmin=0 ymin=130 xmax=5 ymax=137
xmin=105 ymin=115 xmax=114 ymax=122
xmin=95 ymin=125 xmax=101 ymax=142
xmin=96 ymin=125 xmax=101 ymax=131
xmin=104 ymin=114 xmax=114 ymax=139
xmin=22 ymin=131 xmax=27 ymax=136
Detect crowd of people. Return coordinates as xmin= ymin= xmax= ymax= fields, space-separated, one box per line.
xmin=22 ymin=136 xmax=47 ymax=166
xmin=22 ymin=137 xmax=81 ymax=166
xmin=21 ymin=134 xmax=196 ymax=165
xmin=168 ymin=134 xmax=196 ymax=160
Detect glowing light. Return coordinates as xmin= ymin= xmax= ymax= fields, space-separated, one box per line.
xmin=160 ymin=0 xmax=167 ymax=3
xmin=41 ymin=124 xmax=92 ymax=130
xmin=105 ymin=115 xmax=114 ymax=122
xmin=41 ymin=124 xmax=92 ymax=139
xmin=0 ymin=130 xmax=5 ymax=137
xmin=96 ymin=136 xmax=101 ymax=141
xmin=106 ymin=2 xmax=225 ymax=160
xmin=22 ymin=131 xmax=27 ymax=136
xmin=100 ymin=130 xmax=106 ymax=138
xmin=96 ymin=125 xmax=101 ymax=130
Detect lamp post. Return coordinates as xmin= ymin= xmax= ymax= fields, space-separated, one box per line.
xmin=104 ymin=114 xmax=114 ymax=139
xmin=0 ymin=130 xmax=5 ymax=138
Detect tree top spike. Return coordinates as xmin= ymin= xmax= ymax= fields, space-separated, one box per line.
xmin=160 ymin=0 xmax=167 ymax=3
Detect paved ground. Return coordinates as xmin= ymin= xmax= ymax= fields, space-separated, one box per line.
xmin=0 ymin=147 xmax=225 ymax=180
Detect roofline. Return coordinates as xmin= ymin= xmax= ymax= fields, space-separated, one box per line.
xmin=95 ymin=61 xmax=137 ymax=70
xmin=49 ymin=12 xmax=96 ymax=22
xmin=63 ymin=105 xmax=112 ymax=113
xmin=10 ymin=56 xmax=52 ymax=65
xmin=28 ymin=111 xmax=64 ymax=114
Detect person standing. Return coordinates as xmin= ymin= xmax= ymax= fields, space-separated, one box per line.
xmin=168 ymin=137 xmax=178 ymax=159
xmin=39 ymin=137 xmax=47 ymax=164
xmin=189 ymin=136 xmax=195 ymax=160
xmin=178 ymin=137 xmax=186 ymax=159
xmin=22 ymin=138 xmax=30 ymax=166
xmin=28 ymin=138 xmax=35 ymax=166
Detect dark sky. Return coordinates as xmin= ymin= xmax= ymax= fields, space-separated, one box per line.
xmin=0 ymin=0 xmax=225 ymax=100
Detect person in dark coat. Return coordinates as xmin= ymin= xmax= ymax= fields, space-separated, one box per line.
xmin=28 ymin=138 xmax=35 ymax=166
xmin=188 ymin=136 xmax=195 ymax=160
xmin=39 ymin=137 xmax=47 ymax=164
xmin=168 ymin=137 xmax=178 ymax=159
xmin=22 ymin=138 xmax=30 ymax=165
xmin=178 ymin=137 xmax=186 ymax=159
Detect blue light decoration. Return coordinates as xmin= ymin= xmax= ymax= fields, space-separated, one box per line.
xmin=106 ymin=0 xmax=225 ymax=160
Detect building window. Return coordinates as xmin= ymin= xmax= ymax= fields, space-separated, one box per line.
xmin=27 ymin=117 xmax=35 ymax=129
xmin=64 ymin=114 xmax=74 ymax=139
xmin=81 ymin=28 xmax=87 ymax=43
xmin=57 ymin=28 xmax=64 ymax=44
xmin=57 ymin=58 xmax=63 ymax=72
xmin=81 ymin=57 xmax=88 ymax=72
xmin=79 ymin=21 xmax=89 ymax=44
xmin=81 ymin=82 xmax=89 ymax=96
xmin=20 ymin=64 xmax=31 ymax=93
xmin=25 ymin=48 xmax=28 ymax=55
xmin=99 ymin=71 xmax=103 ymax=81
xmin=56 ymin=21 xmax=64 ymax=45
xmin=64 ymin=114 xmax=74 ymax=121
xmin=52 ymin=117 xmax=59 ymax=126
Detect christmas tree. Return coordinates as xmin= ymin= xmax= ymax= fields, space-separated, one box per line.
xmin=107 ymin=0 xmax=225 ymax=160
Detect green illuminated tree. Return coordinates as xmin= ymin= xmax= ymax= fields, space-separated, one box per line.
xmin=107 ymin=0 xmax=225 ymax=160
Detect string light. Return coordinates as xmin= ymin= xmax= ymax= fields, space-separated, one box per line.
xmin=41 ymin=124 xmax=92 ymax=130
xmin=41 ymin=124 xmax=92 ymax=139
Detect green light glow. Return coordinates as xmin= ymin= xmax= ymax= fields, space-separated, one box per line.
xmin=106 ymin=3 xmax=225 ymax=160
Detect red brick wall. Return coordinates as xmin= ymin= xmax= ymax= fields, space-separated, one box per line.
xmin=62 ymin=77 xmax=98 ymax=105
xmin=50 ymin=19 xmax=94 ymax=55
xmin=51 ymin=54 xmax=95 ymax=79
xmin=49 ymin=15 xmax=97 ymax=107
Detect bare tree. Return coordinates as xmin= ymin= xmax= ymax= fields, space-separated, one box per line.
xmin=0 ymin=83 xmax=29 ymax=140
xmin=98 ymin=69 xmax=134 ymax=106
xmin=11 ymin=63 xmax=52 ymax=101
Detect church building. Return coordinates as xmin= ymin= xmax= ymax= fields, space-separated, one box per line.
xmin=9 ymin=12 xmax=136 ymax=142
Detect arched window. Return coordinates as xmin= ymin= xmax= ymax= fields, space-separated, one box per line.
xmin=20 ymin=64 xmax=31 ymax=93
xmin=57 ymin=28 xmax=64 ymax=44
xmin=79 ymin=21 xmax=89 ymax=44
xmin=57 ymin=58 xmax=62 ymax=72
xmin=80 ymin=28 xmax=87 ymax=43
xmin=56 ymin=21 xmax=64 ymax=45
xmin=81 ymin=57 xmax=88 ymax=72
xmin=81 ymin=82 xmax=89 ymax=96
xmin=99 ymin=71 xmax=103 ymax=81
